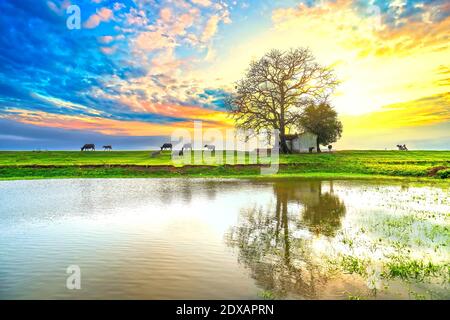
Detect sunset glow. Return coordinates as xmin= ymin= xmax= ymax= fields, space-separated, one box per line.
xmin=0 ymin=0 xmax=448 ymax=149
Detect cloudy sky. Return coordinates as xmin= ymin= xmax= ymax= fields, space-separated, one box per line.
xmin=0 ymin=0 xmax=448 ymax=150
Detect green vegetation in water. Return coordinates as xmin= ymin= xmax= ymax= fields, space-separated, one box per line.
xmin=383 ymin=257 xmax=447 ymax=281
xmin=258 ymin=290 xmax=276 ymax=300
xmin=226 ymin=180 xmax=449 ymax=299
xmin=340 ymin=255 xmax=369 ymax=277
xmin=331 ymin=196 xmax=450 ymax=296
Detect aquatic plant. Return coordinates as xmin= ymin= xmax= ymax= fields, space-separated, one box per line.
xmin=384 ymin=258 xmax=447 ymax=281
xmin=258 ymin=290 xmax=276 ymax=300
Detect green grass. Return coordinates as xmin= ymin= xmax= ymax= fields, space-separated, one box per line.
xmin=0 ymin=150 xmax=448 ymax=181
xmin=437 ymin=169 xmax=450 ymax=179
xmin=383 ymin=258 xmax=446 ymax=281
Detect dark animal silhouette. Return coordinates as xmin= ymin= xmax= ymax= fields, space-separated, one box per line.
xmin=397 ymin=144 xmax=408 ymax=151
xmin=328 ymin=145 xmax=332 ymax=152
xmin=160 ymin=143 xmax=172 ymax=151
xmin=204 ymin=144 xmax=215 ymax=151
xmin=308 ymin=147 xmax=315 ymax=153
xmin=179 ymin=150 xmax=184 ymax=156
xmin=81 ymin=144 xmax=95 ymax=151
xmin=182 ymin=143 xmax=192 ymax=151
xmin=103 ymin=145 xmax=112 ymax=151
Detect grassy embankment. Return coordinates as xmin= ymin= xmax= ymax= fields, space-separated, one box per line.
xmin=0 ymin=150 xmax=449 ymax=181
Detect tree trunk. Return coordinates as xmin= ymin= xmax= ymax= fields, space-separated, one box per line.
xmin=279 ymin=120 xmax=291 ymax=154
xmin=281 ymin=194 xmax=290 ymax=264
xmin=316 ymin=138 xmax=321 ymax=153
xmin=279 ymin=100 xmax=291 ymax=154
xmin=279 ymin=132 xmax=291 ymax=154
xmin=275 ymin=194 xmax=281 ymax=245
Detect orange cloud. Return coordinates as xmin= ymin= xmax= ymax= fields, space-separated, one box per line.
xmin=335 ymin=92 xmax=450 ymax=149
xmin=135 ymin=30 xmax=175 ymax=51
xmin=100 ymin=46 xmax=117 ymax=55
xmin=116 ymin=95 xmax=232 ymax=125
xmin=1 ymin=106 xmax=233 ymax=136
xmin=84 ymin=8 xmax=114 ymax=29
xmin=98 ymin=35 xmax=114 ymax=44
xmin=341 ymin=93 xmax=450 ymax=133
xmin=201 ymin=15 xmax=220 ymax=42
xmin=192 ymin=0 xmax=211 ymax=7
xmin=160 ymin=7 xmax=172 ymax=22
xmin=47 ymin=0 xmax=72 ymax=15
xmin=272 ymin=0 xmax=450 ymax=59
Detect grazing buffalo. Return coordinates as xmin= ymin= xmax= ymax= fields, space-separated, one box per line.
xmin=397 ymin=144 xmax=408 ymax=151
xmin=182 ymin=143 xmax=192 ymax=151
xmin=160 ymin=143 xmax=172 ymax=151
xmin=103 ymin=145 xmax=112 ymax=151
xmin=81 ymin=144 xmax=95 ymax=151
xmin=308 ymin=147 xmax=315 ymax=153
xmin=204 ymin=144 xmax=215 ymax=151
xmin=328 ymin=145 xmax=332 ymax=152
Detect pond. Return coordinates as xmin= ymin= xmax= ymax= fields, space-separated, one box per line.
xmin=0 ymin=178 xmax=448 ymax=299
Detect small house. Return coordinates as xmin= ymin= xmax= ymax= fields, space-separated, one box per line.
xmin=285 ymin=132 xmax=318 ymax=153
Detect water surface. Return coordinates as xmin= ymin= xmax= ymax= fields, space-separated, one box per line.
xmin=0 ymin=178 xmax=448 ymax=299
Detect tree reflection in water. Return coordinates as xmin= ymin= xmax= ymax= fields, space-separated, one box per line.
xmin=300 ymin=181 xmax=346 ymax=237
xmin=225 ymin=180 xmax=347 ymax=299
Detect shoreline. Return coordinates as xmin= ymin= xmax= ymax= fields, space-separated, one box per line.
xmin=0 ymin=164 xmax=448 ymax=185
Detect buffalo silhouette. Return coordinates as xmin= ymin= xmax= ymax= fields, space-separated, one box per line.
xmin=204 ymin=144 xmax=215 ymax=151
xmin=81 ymin=144 xmax=95 ymax=151
xmin=182 ymin=143 xmax=192 ymax=151
xmin=160 ymin=143 xmax=172 ymax=151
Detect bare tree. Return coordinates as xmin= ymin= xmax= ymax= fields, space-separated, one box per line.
xmin=228 ymin=48 xmax=338 ymax=153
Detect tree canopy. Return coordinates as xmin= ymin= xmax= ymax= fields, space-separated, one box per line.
xmin=228 ymin=48 xmax=338 ymax=153
xmin=298 ymin=103 xmax=343 ymax=152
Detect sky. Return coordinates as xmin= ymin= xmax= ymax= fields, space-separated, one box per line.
xmin=0 ymin=0 xmax=449 ymax=150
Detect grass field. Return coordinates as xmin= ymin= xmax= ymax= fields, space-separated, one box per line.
xmin=0 ymin=150 xmax=449 ymax=181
